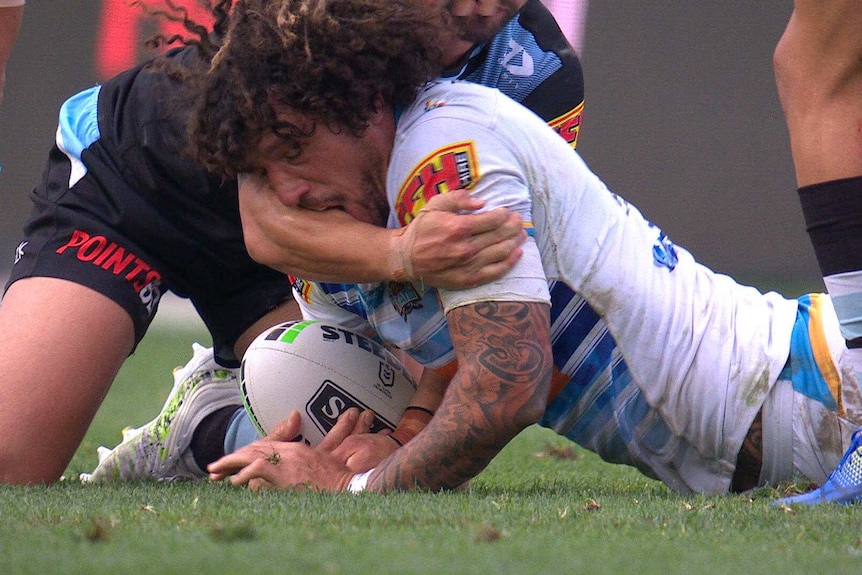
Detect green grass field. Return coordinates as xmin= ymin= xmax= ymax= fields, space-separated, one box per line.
xmin=1 ymin=323 xmax=860 ymax=575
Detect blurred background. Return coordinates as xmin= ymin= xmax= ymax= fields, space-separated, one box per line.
xmin=0 ymin=1 xmax=821 ymax=309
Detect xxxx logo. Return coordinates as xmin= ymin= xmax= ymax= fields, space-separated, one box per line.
xmin=395 ymin=141 xmax=479 ymax=226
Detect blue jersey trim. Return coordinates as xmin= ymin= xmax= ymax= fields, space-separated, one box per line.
xmin=778 ymin=294 xmax=838 ymax=410
xmin=57 ymin=85 xmax=101 ymax=161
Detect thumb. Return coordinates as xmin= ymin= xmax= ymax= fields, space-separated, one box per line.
xmin=266 ymin=410 xmax=303 ymax=442
xmin=318 ymin=407 xmax=361 ymax=452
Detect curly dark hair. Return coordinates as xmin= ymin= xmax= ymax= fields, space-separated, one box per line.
xmin=127 ymin=0 xmax=234 ymax=80
xmin=133 ymin=0 xmax=230 ymax=55
xmin=185 ymin=0 xmax=445 ymax=177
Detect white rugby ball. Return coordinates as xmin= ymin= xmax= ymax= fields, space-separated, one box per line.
xmin=240 ymin=320 xmax=417 ymax=446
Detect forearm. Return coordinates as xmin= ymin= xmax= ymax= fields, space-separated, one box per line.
xmin=243 ymin=205 xmax=395 ymax=281
xmin=366 ymin=301 xmax=552 ymax=492
xmin=389 ymin=366 xmax=450 ymax=446
xmin=239 ymin=173 xmax=526 ymax=286
xmin=370 ymin=371 xmax=524 ymax=490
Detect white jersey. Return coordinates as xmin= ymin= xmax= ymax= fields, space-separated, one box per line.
xmin=294 ymin=81 xmax=801 ymax=493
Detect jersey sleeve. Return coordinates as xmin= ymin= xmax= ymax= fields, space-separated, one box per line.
xmin=439 ymin=239 xmax=549 ymax=313
xmin=290 ymin=278 xmax=377 ymax=338
xmin=389 ymin=93 xmax=551 ymax=313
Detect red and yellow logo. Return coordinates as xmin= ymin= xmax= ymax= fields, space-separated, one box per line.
xmin=288 ymin=275 xmax=314 ymax=303
xmin=548 ymin=101 xmax=584 ymax=149
xmin=395 ymin=142 xmax=479 ymax=226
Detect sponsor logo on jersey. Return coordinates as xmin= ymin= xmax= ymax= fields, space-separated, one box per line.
xmin=389 ymin=281 xmax=423 ymax=320
xmin=423 ymin=98 xmax=447 ymax=112
xmin=502 ymin=39 xmax=535 ymax=77
xmin=548 ymin=101 xmax=584 ymax=149
xmin=396 ymin=141 xmax=479 ymax=225
xmin=55 ymin=229 xmax=162 ymax=315
xmin=652 ymin=231 xmax=679 ymax=271
xmin=288 ymin=275 xmax=314 ymax=303
xmin=306 ymin=380 xmax=397 ymax=436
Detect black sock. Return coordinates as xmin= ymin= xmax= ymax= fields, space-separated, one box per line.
xmin=799 ymin=177 xmax=862 ymax=369
xmin=191 ymin=404 xmax=242 ymax=471
xmin=798 ymin=176 xmax=862 ymax=278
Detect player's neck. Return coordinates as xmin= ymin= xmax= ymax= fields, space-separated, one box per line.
xmin=440 ymin=38 xmax=476 ymax=71
xmin=440 ymin=42 xmax=482 ymax=79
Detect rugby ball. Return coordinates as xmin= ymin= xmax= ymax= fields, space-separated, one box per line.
xmin=240 ymin=320 xmax=417 ymax=446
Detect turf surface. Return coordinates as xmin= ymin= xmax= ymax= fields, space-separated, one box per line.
xmin=1 ymin=324 xmax=859 ymax=575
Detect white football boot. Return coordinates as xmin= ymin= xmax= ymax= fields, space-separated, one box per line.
xmin=81 ymin=343 xmax=241 ymax=482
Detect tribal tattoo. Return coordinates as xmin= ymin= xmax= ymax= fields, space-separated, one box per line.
xmin=370 ymin=301 xmax=552 ymax=491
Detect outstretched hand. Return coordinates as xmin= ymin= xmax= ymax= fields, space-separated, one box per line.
xmin=207 ymin=408 xmax=389 ymax=492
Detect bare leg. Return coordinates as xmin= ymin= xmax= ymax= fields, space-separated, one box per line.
xmin=775 ymin=2 xmax=862 ymax=358
xmin=774 ymin=0 xmax=862 ymax=187
xmin=772 ymin=0 xmax=862 ymax=505
xmin=0 ymin=278 xmax=134 ymax=484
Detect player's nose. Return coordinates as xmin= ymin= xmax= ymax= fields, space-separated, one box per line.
xmin=273 ymin=180 xmax=312 ymax=208
xmin=259 ymin=169 xmax=310 ymax=207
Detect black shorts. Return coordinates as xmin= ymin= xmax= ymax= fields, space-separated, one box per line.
xmin=6 ymin=141 xmax=292 ymax=367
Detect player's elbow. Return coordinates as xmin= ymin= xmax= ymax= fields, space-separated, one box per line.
xmin=505 ymin=358 xmax=553 ymax=433
xmin=517 ymin=371 xmax=552 ymax=429
xmin=522 ymin=394 xmax=547 ymax=428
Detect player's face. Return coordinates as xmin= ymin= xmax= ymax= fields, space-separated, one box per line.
xmin=240 ymin=109 xmax=393 ymax=229
xmin=438 ymin=0 xmax=525 ymax=44
xmin=428 ymin=0 xmax=525 ymax=67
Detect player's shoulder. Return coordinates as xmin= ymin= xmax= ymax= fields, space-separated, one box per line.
xmin=514 ymin=0 xmax=584 ymax=93
xmin=400 ymin=80 xmax=548 ymax=137
xmin=461 ymin=0 xmax=583 ymax=124
xmin=516 ymin=0 xmax=578 ymax=55
xmin=96 ymin=47 xmax=206 ymax=174
xmin=98 ymin=47 xmax=201 ymax=124
xmin=400 ymin=81 xmax=501 ymax=125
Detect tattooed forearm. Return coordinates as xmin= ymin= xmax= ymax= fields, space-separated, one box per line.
xmin=369 ymin=301 xmax=553 ymax=492
xmin=455 ymin=301 xmax=550 ymax=386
